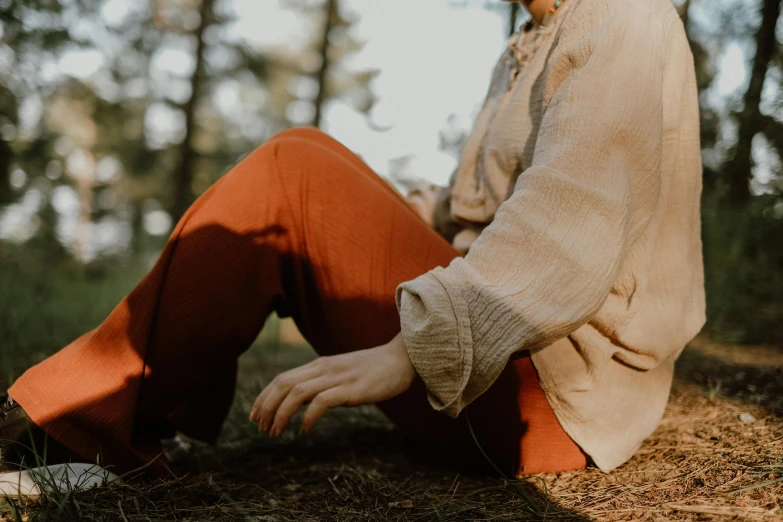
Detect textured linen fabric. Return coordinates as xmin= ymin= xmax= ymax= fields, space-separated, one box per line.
xmin=396 ymin=0 xmax=706 ymax=471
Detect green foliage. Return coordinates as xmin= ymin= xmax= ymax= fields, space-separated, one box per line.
xmin=0 ymin=244 xmax=146 ymax=387
xmin=702 ymin=193 xmax=783 ymax=345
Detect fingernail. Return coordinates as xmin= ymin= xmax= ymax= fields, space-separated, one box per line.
xmin=249 ymin=409 xmax=258 ymax=422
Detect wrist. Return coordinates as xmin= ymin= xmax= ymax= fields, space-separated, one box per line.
xmin=389 ymin=332 xmax=416 ymax=388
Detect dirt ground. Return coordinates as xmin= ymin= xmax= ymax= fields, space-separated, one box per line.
xmin=3 ymin=334 xmax=782 ymax=521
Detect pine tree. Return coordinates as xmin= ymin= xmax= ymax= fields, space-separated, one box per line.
xmin=266 ymin=0 xmax=378 ymax=129
xmin=721 ymin=0 xmax=781 ymax=203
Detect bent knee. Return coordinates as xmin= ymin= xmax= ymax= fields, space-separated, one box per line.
xmin=244 ymin=128 xmax=344 ymax=185
xmin=250 ymin=127 xmax=340 ymax=170
xmin=267 ymin=126 xmax=330 ymax=146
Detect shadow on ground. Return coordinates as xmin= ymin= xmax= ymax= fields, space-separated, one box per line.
xmin=164 ymin=336 xmax=783 ymax=522
xmin=173 ymin=341 xmax=594 ymax=521
xmin=176 ymin=421 xmax=594 ymax=522
xmin=674 ymin=337 xmax=783 ymax=417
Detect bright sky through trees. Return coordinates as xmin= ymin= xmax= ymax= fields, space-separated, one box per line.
xmin=0 ymin=0 xmax=753 ymax=257
xmin=26 ymin=0 xmax=751 ymax=187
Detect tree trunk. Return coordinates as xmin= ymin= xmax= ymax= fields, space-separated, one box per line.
xmin=312 ymin=0 xmax=337 ymax=129
xmin=171 ymin=0 xmax=213 ymax=221
xmin=678 ymin=0 xmax=691 ymax=29
xmin=724 ymin=0 xmax=781 ymax=203
xmin=761 ymin=114 xmax=783 ymax=160
xmin=71 ymin=153 xmax=97 ymax=261
xmin=0 ymin=139 xmax=11 ymax=205
xmin=509 ymin=2 xmax=520 ymax=37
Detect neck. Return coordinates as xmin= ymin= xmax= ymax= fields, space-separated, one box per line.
xmin=521 ymin=0 xmax=557 ymax=26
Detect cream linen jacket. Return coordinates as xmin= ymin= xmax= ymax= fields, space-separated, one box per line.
xmin=396 ymin=0 xmax=706 ymax=471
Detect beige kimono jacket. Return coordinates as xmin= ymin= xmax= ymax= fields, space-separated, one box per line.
xmin=396 ymin=0 xmax=706 ymax=470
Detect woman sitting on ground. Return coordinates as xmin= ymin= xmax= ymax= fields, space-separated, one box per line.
xmin=1 ymin=0 xmax=705 ymax=480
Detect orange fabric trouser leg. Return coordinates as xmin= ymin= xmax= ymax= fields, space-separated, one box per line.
xmin=9 ymin=128 xmax=587 ymax=476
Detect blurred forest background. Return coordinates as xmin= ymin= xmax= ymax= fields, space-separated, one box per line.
xmin=1 ymin=0 xmax=782 ymax=383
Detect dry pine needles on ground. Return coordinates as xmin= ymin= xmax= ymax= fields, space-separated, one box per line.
xmin=2 ymin=335 xmax=782 ymax=521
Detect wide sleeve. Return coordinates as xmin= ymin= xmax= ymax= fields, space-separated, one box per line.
xmin=395 ymin=11 xmax=666 ymax=417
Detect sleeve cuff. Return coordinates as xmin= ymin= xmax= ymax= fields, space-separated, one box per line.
xmin=395 ymin=267 xmax=475 ymax=417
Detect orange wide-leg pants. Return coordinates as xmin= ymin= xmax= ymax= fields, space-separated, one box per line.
xmin=9 ymin=128 xmax=587 ymax=477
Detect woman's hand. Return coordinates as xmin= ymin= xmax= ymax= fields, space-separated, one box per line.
xmin=249 ymin=333 xmax=416 ymax=436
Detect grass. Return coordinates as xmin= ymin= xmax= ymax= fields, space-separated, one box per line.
xmin=701 ymin=194 xmax=783 ymax=346
xmin=0 ymin=246 xmax=148 ymax=389
xmin=1 ymin=248 xmax=782 ymax=521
